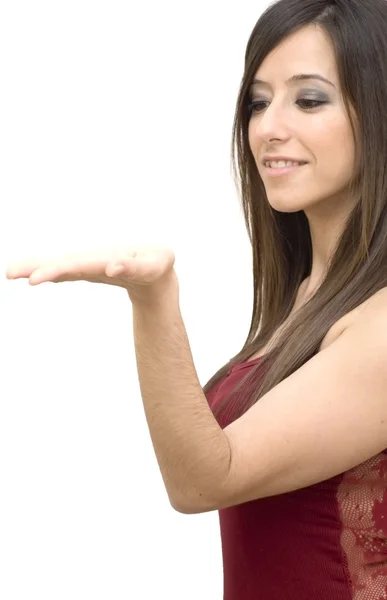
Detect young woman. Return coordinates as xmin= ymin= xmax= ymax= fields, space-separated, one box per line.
xmin=6 ymin=0 xmax=387 ymax=598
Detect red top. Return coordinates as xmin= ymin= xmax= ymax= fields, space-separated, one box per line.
xmin=206 ymin=356 xmax=387 ymax=600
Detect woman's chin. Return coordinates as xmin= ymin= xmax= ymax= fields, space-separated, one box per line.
xmin=267 ymin=197 xmax=307 ymax=213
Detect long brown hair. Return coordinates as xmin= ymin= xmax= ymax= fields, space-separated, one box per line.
xmin=203 ymin=0 xmax=387 ymax=424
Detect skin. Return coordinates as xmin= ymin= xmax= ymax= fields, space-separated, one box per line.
xmin=248 ymin=25 xmax=357 ymax=300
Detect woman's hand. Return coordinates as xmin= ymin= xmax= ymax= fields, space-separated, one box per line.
xmin=5 ymin=243 xmax=178 ymax=305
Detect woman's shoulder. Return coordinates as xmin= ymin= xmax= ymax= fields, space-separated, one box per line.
xmin=319 ymin=286 xmax=387 ymax=353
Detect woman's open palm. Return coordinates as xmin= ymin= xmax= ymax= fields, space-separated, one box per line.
xmin=5 ymin=243 xmax=177 ymax=302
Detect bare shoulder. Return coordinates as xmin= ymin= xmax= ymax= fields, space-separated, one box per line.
xmin=319 ymin=286 xmax=387 ymax=352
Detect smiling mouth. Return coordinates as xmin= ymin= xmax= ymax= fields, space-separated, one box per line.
xmin=263 ymin=162 xmax=308 ymax=177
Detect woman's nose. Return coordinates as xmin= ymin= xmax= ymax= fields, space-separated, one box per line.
xmin=254 ymin=104 xmax=292 ymax=143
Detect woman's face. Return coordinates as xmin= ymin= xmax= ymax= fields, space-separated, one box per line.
xmin=248 ymin=25 xmax=356 ymax=216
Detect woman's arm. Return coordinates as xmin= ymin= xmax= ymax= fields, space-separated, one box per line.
xmin=131 ymin=279 xmax=231 ymax=513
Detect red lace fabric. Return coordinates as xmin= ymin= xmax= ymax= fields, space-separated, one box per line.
xmin=338 ymin=452 xmax=387 ymax=600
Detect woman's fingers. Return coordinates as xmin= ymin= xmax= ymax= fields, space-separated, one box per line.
xmin=5 ymin=245 xmax=176 ymax=289
xmin=6 ymin=260 xmax=43 ymax=279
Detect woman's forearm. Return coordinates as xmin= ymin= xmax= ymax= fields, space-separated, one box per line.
xmin=130 ymin=276 xmax=230 ymax=513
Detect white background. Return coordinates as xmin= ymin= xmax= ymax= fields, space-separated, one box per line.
xmin=0 ymin=1 xmax=268 ymax=598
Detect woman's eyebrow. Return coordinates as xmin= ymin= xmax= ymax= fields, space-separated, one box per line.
xmin=250 ymin=73 xmax=336 ymax=89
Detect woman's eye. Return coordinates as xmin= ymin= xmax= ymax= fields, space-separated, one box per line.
xmin=247 ymin=101 xmax=268 ymax=115
xmin=247 ymin=98 xmax=326 ymax=117
xmin=297 ymin=99 xmax=326 ymax=110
